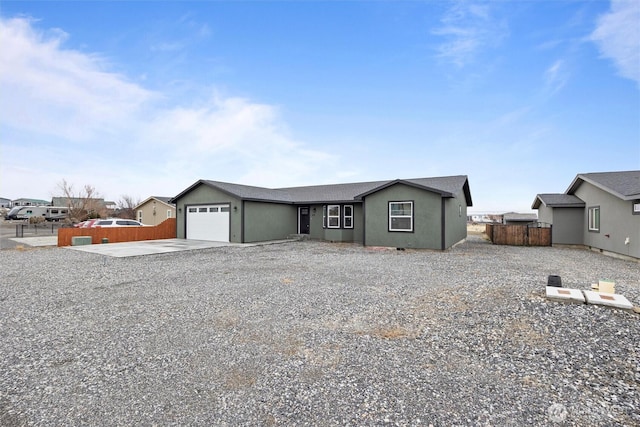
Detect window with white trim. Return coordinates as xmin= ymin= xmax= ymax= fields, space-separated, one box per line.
xmin=389 ymin=201 xmax=413 ymax=232
xmin=343 ymin=205 xmax=353 ymax=229
xmin=167 ymin=210 xmax=172 ymax=218
xmin=327 ymin=205 xmax=340 ymax=228
xmin=588 ymin=206 xmax=600 ymax=232
xmin=138 ymin=210 xmax=143 ymax=221
xmin=633 ymin=202 xmax=640 ymax=215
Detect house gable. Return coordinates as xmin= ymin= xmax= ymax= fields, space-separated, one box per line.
xmin=135 ymin=196 xmax=176 ymax=226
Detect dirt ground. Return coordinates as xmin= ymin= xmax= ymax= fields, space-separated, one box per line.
xmin=467 ymin=223 xmax=488 ymax=236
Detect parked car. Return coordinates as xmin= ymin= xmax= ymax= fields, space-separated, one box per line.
xmin=80 ymin=219 xmax=100 ymax=228
xmin=91 ymin=219 xmax=147 ymax=227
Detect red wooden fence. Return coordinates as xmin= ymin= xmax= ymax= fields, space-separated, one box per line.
xmin=58 ymin=218 xmax=176 ymax=247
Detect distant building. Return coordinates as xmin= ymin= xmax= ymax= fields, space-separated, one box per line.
xmin=51 ymin=197 xmax=115 ymax=219
xmin=134 ymin=196 xmax=176 ymax=226
xmin=0 ymin=197 xmax=10 ymax=208
xmin=467 ymin=214 xmax=502 ymax=223
xmin=502 ymin=212 xmax=538 ymax=225
xmin=11 ymin=198 xmax=50 ymax=207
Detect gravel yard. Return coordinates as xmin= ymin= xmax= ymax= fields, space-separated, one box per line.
xmin=1 ymin=237 xmax=639 ymax=426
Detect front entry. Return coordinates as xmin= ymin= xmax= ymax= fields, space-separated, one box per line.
xmin=298 ymin=206 xmax=310 ymax=234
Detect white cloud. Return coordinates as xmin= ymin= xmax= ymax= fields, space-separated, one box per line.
xmin=0 ymin=17 xmax=338 ymax=200
xmin=591 ymin=0 xmax=640 ymax=84
xmin=544 ymin=59 xmax=569 ymax=95
xmin=0 ymin=17 xmax=157 ymax=142
xmin=432 ymin=1 xmax=508 ymax=68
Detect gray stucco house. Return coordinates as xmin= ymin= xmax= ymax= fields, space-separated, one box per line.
xmin=170 ymin=175 xmax=472 ymax=250
xmin=532 ymin=171 xmax=640 ymax=259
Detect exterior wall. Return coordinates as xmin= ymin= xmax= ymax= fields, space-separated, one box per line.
xmin=309 ymin=203 xmax=364 ymax=243
xmin=550 ymin=207 xmax=583 ymax=245
xmin=173 ymin=184 xmax=241 ymax=242
xmin=537 ymin=205 xmax=553 ymax=224
xmin=352 ymin=204 xmax=364 ymax=244
xmin=308 ymin=204 xmax=325 ymax=240
xmin=243 ymin=201 xmax=296 ymax=242
xmin=323 ymin=227 xmax=354 ymax=242
xmin=363 ymin=183 xmax=442 ymax=249
xmin=574 ymin=183 xmax=640 ymax=259
xmin=444 ymin=193 xmax=468 ymax=248
xmin=137 ymin=200 xmax=176 ymax=226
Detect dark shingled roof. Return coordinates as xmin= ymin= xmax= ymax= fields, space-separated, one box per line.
xmin=201 ymin=181 xmax=292 ymax=202
xmin=152 ymin=196 xmax=174 ymax=205
xmin=531 ymin=194 xmax=585 ymax=209
xmin=568 ymin=171 xmax=640 ymax=200
xmin=172 ymin=175 xmax=472 ymax=205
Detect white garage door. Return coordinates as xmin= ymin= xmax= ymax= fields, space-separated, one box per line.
xmin=186 ymin=204 xmax=230 ymax=242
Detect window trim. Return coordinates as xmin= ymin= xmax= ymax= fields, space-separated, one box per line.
xmin=322 ymin=205 xmax=327 ymax=228
xmin=343 ymin=205 xmax=354 ymax=229
xmin=588 ymin=206 xmax=600 ymax=232
xmin=633 ymin=201 xmax=640 ymax=215
xmin=389 ymin=201 xmax=414 ymax=232
xmin=327 ymin=204 xmax=340 ymax=229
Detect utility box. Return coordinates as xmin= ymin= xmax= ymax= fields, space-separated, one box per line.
xmin=71 ymin=236 xmax=92 ymax=246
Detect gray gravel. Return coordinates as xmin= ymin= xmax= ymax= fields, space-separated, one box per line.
xmin=1 ymin=236 xmax=639 ymax=426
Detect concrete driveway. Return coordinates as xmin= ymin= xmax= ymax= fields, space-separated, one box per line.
xmin=64 ymin=238 xmax=291 ymax=257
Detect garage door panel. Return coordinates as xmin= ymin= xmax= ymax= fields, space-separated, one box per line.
xmin=186 ymin=204 xmax=230 ymax=242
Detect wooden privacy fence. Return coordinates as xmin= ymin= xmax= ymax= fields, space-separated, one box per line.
xmin=58 ymin=218 xmax=176 ymax=247
xmin=485 ymin=223 xmax=552 ymax=246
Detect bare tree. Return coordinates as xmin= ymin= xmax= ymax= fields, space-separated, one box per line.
xmin=57 ymin=179 xmax=106 ymax=222
xmin=116 ymin=195 xmax=140 ymax=219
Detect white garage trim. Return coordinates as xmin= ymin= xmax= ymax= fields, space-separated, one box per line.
xmin=186 ymin=204 xmax=230 ymax=242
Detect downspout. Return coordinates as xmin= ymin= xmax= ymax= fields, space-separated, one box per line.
xmin=441 ymin=198 xmax=446 ymax=250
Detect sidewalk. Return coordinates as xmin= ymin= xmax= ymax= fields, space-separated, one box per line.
xmin=9 ymin=236 xmax=58 ymax=247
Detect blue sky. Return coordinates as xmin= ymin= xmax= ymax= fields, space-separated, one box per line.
xmin=1 ymin=0 xmax=638 ymax=213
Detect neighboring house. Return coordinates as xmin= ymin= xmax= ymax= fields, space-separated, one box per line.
xmin=170 ymin=175 xmax=472 ymax=250
xmin=135 ymin=196 xmax=176 ymax=226
xmin=12 ymin=198 xmax=50 ymax=206
xmin=0 ymin=197 xmax=10 ymax=208
xmin=532 ymin=171 xmax=640 ymax=259
xmin=51 ymin=197 xmax=114 ymax=218
xmin=502 ymin=212 xmax=537 ymax=225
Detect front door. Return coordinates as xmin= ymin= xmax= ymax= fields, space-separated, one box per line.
xmin=298 ymin=207 xmax=310 ymax=234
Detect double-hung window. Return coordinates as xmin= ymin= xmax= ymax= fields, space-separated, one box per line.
xmin=389 ymin=201 xmax=413 ymax=232
xmin=343 ymin=205 xmax=353 ymax=229
xmin=588 ymin=206 xmax=600 ymax=232
xmin=327 ymin=205 xmax=340 ymax=228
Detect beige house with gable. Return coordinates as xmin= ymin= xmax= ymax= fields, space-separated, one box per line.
xmin=135 ymin=196 xmax=176 ymax=226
